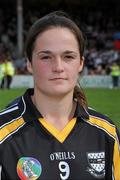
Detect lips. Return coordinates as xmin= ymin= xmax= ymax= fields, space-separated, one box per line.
xmin=49 ymin=77 xmax=67 ymax=80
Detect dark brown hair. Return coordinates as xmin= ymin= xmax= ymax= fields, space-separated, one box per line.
xmin=25 ymin=11 xmax=88 ymax=109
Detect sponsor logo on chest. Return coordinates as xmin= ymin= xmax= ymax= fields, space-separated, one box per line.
xmin=50 ymin=151 xmax=75 ymax=161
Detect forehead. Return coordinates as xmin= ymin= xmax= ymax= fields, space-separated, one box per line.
xmin=37 ymin=27 xmax=76 ymax=38
xmin=33 ymin=27 xmax=79 ymax=52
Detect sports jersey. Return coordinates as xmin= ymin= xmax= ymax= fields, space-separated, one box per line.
xmin=0 ymin=88 xmax=120 ymax=180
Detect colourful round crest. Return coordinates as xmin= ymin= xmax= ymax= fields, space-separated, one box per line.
xmin=17 ymin=157 xmax=42 ymax=180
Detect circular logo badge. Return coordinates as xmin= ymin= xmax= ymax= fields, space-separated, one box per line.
xmin=17 ymin=157 xmax=42 ymax=180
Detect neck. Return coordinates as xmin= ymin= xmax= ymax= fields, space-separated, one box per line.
xmin=32 ymin=88 xmax=76 ymax=130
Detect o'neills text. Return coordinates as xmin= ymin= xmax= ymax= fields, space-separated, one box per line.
xmin=50 ymin=152 xmax=75 ymax=161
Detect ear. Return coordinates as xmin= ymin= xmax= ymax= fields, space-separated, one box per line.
xmin=27 ymin=59 xmax=33 ymax=74
xmin=79 ymin=56 xmax=84 ymax=73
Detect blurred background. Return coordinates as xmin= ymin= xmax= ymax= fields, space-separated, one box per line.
xmin=0 ymin=0 xmax=120 ymax=76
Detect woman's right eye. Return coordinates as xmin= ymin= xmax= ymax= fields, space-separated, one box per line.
xmin=41 ymin=56 xmax=50 ymax=59
xmin=40 ymin=56 xmax=51 ymax=60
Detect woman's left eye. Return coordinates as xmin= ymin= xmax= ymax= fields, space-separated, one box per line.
xmin=64 ymin=56 xmax=75 ymax=61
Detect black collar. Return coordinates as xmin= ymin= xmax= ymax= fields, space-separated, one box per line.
xmin=74 ymin=102 xmax=89 ymax=120
xmin=19 ymin=88 xmax=89 ymax=123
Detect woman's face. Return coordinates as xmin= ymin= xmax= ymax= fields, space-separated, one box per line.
xmin=27 ymin=27 xmax=84 ymax=97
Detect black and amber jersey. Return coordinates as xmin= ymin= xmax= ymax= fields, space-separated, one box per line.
xmin=0 ymin=89 xmax=120 ymax=180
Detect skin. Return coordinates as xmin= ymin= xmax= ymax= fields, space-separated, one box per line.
xmin=27 ymin=27 xmax=84 ymax=130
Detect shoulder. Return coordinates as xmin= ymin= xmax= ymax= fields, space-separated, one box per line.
xmin=86 ymin=107 xmax=119 ymax=139
xmin=88 ymin=107 xmax=114 ymax=124
xmin=6 ymin=96 xmax=21 ymax=108
xmin=0 ymin=97 xmax=26 ymax=145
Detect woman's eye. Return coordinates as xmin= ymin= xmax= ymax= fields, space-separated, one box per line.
xmin=42 ymin=56 xmax=50 ymax=59
xmin=64 ymin=56 xmax=75 ymax=61
xmin=66 ymin=56 xmax=73 ymax=58
xmin=41 ymin=56 xmax=51 ymax=60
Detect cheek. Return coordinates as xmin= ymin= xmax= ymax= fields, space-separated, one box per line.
xmin=68 ymin=64 xmax=81 ymax=78
xmin=33 ymin=63 xmax=49 ymax=78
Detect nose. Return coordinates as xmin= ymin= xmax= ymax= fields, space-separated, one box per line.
xmin=52 ymin=57 xmax=64 ymax=73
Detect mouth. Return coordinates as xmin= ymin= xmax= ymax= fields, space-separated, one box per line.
xmin=49 ymin=78 xmax=67 ymax=81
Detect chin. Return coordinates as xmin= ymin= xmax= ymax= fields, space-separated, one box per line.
xmin=48 ymin=88 xmax=73 ymax=97
xmin=36 ymin=85 xmax=74 ymax=97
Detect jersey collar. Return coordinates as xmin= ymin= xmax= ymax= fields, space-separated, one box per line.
xmin=74 ymin=101 xmax=89 ymax=120
xmin=18 ymin=88 xmax=43 ymax=123
xmin=19 ymin=88 xmax=89 ymax=123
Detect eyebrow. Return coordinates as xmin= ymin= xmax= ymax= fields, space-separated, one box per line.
xmin=37 ymin=50 xmax=77 ymax=55
xmin=63 ymin=51 xmax=77 ymax=54
xmin=37 ymin=51 xmax=51 ymax=55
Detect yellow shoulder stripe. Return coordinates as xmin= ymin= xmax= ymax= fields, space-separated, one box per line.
xmin=88 ymin=116 xmax=120 ymax=179
xmin=88 ymin=116 xmax=116 ymax=138
xmin=0 ymin=117 xmax=25 ymax=143
xmin=113 ymin=139 xmax=120 ymax=179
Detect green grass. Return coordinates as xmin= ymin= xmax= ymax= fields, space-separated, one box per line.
xmin=0 ymin=88 xmax=26 ymax=110
xmin=0 ymin=88 xmax=120 ymax=130
xmin=84 ymin=88 xmax=120 ymax=129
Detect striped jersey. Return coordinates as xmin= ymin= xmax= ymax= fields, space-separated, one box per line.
xmin=0 ymin=88 xmax=120 ymax=180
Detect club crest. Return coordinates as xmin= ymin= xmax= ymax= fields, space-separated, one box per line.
xmin=86 ymin=152 xmax=105 ymax=179
xmin=17 ymin=157 xmax=42 ymax=180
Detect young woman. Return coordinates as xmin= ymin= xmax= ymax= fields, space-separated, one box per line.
xmin=0 ymin=11 xmax=120 ymax=180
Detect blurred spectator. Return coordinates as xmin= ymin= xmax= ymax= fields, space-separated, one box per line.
xmin=0 ymin=56 xmax=5 ymax=83
xmin=0 ymin=53 xmax=15 ymax=89
xmin=110 ymin=61 xmax=120 ymax=88
xmin=113 ymin=31 xmax=120 ymax=50
xmin=14 ymin=57 xmax=27 ymax=74
xmin=114 ymin=40 xmax=120 ymax=51
xmin=0 ymin=3 xmax=120 ymax=75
